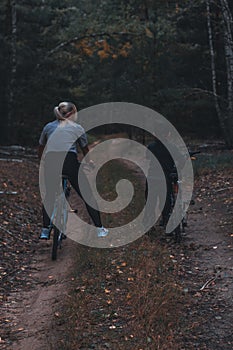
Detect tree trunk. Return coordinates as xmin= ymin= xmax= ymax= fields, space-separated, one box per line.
xmin=220 ymin=0 xmax=233 ymax=148
xmin=7 ymin=0 xmax=17 ymax=144
xmin=206 ymin=0 xmax=233 ymax=148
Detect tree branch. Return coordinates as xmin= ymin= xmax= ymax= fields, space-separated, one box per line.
xmin=184 ymin=87 xmax=223 ymax=100
xmin=36 ymin=31 xmax=143 ymax=69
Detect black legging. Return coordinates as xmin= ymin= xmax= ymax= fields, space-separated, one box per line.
xmin=145 ymin=175 xmax=172 ymax=221
xmin=42 ymin=151 xmax=102 ymax=228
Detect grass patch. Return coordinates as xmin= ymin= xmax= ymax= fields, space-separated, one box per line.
xmin=96 ymin=159 xmax=145 ymax=227
xmin=52 ymin=160 xmax=184 ymax=349
xmin=193 ymin=150 xmax=233 ymax=175
xmin=53 ymin=236 xmax=183 ymax=350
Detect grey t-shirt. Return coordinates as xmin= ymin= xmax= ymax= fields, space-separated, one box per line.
xmin=39 ymin=119 xmax=88 ymax=154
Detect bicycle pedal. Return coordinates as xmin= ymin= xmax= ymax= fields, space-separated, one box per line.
xmin=61 ymin=233 xmax=67 ymax=239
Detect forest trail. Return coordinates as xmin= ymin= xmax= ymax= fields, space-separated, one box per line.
xmin=176 ymin=171 xmax=233 ymax=349
xmin=1 ymin=146 xmax=233 ymax=349
xmin=4 ymin=238 xmax=78 ymax=350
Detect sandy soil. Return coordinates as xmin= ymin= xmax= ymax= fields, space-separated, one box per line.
xmin=174 ymin=172 xmax=233 ymax=349
xmin=4 ymin=238 xmax=78 ymax=350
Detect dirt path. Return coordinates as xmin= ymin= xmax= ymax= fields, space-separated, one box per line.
xmin=5 ymin=183 xmax=232 ymax=350
xmin=0 ymin=153 xmax=79 ymax=350
xmin=3 ymin=238 xmax=78 ymax=350
xmin=1 ymin=147 xmax=233 ymax=349
xmin=175 ymin=171 xmax=233 ymax=349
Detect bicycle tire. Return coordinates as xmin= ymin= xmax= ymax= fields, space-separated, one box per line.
xmin=174 ymin=224 xmax=182 ymax=243
xmin=52 ymin=226 xmax=60 ymax=260
xmin=51 ymin=177 xmax=69 ymax=260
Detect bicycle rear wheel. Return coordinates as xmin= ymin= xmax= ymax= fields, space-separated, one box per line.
xmin=51 ymin=178 xmax=69 ymax=260
xmin=52 ymin=227 xmax=60 ymax=260
xmin=174 ymin=224 xmax=182 ymax=243
xmin=51 ymin=198 xmax=63 ymax=261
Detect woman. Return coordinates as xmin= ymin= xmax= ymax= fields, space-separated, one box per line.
xmin=38 ymin=101 xmax=109 ymax=239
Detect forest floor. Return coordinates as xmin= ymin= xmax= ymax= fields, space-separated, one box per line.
xmin=0 ymin=142 xmax=233 ymax=349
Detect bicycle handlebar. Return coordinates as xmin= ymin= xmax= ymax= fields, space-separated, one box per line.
xmin=169 ymin=150 xmax=200 ymax=179
xmin=189 ymin=150 xmax=201 ymax=157
xmin=82 ymin=161 xmax=95 ymax=172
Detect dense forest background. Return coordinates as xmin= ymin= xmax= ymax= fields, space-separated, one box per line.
xmin=0 ymin=0 xmax=233 ymax=147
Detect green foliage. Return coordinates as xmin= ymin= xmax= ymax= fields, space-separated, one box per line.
xmin=193 ymin=150 xmax=233 ymax=175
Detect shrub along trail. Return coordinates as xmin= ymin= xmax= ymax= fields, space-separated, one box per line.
xmin=0 ymin=146 xmax=233 ymax=349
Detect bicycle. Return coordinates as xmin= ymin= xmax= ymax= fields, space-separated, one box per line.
xmin=48 ymin=162 xmax=92 ymax=260
xmin=165 ymin=151 xmax=200 ymax=243
xmin=48 ymin=175 xmax=71 ymax=260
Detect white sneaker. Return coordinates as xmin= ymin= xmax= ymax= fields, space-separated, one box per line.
xmin=97 ymin=227 xmax=109 ymax=238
